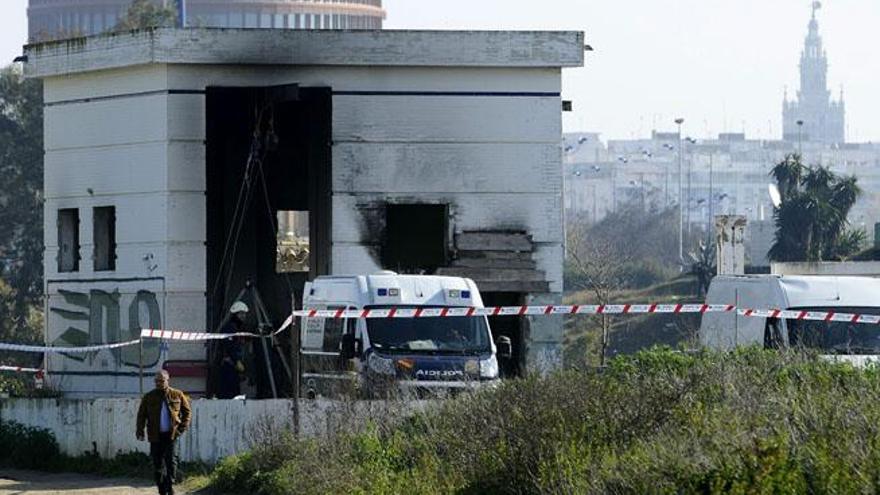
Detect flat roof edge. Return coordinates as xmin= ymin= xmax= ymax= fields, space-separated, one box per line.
xmin=23 ymin=28 xmax=586 ymax=78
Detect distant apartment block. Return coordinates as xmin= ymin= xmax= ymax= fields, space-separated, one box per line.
xmin=28 ymin=0 xmax=386 ymax=41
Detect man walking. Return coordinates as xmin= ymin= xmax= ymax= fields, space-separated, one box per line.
xmin=137 ymin=370 xmax=192 ymax=495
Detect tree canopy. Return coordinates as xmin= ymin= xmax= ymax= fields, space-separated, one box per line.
xmin=0 ymin=66 xmax=43 ymax=344
xmin=769 ymin=154 xmax=863 ymax=262
xmin=114 ymin=0 xmax=178 ymax=31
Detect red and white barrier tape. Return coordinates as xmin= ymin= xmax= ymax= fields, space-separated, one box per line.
xmin=739 ymin=308 xmax=880 ymax=325
xmin=293 ymin=304 xmax=738 ymax=319
xmin=0 ymin=365 xmax=42 ymax=373
xmin=0 ymin=339 xmax=142 ymax=353
xmin=140 ymin=313 xmax=295 ymax=341
xmin=6 ymin=305 xmax=880 ymax=351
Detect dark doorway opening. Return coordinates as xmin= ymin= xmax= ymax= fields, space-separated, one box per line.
xmin=206 ymin=85 xmax=332 ymax=398
xmin=482 ymin=292 xmax=526 ymax=378
xmin=382 ymin=204 xmax=448 ymax=274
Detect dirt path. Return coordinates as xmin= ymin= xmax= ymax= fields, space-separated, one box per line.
xmin=0 ymin=469 xmax=168 ymax=495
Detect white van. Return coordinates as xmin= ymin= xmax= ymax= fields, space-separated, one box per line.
xmin=700 ymin=275 xmax=880 ymax=362
xmin=300 ymin=271 xmax=509 ymax=398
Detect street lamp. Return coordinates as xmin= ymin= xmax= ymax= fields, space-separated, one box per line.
xmin=675 ymin=117 xmax=685 ymax=268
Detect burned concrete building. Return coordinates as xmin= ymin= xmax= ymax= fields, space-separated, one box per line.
xmin=24 ymin=28 xmax=584 ymax=397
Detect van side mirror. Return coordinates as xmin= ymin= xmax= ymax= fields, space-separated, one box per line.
xmin=341 ymin=333 xmax=359 ymax=360
xmin=496 ymin=336 xmax=513 ymax=360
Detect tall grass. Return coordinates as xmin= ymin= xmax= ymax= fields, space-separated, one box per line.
xmin=211 ymin=347 xmax=880 ymax=494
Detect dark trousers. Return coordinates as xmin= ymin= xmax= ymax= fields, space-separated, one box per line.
xmin=150 ymin=432 xmax=177 ymax=495
xmin=218 ymin=361 xmax=241 ymax=399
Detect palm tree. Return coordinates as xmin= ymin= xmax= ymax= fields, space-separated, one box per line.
xmin=769 ymin=154 xmax=862 ymax=262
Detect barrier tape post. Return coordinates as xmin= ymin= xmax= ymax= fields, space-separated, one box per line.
xmin=138 ymin=336 xmax=144 ymax=396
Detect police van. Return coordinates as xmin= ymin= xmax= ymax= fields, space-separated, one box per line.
xmin=299 ymin=271 xmax=510 ymax=398
xmin=700 ymin=275 xmax=880 ymax=365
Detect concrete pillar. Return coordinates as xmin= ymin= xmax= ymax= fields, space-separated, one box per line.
xmin=716 ymin=215 xmax=747 ymax=275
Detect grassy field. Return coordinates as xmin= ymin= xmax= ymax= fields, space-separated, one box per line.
xmin=207 ymin=347 xmax=880 ymax=494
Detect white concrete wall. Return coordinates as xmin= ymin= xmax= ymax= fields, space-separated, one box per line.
xmin=43 ymin=65 xmax=205 ymax=398
xmin=0 ymin=398 xmax=427 ymax=464
xmin=771 ymin=261 xmax=880 ymax=276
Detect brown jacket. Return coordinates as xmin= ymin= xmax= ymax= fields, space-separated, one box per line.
xmin=136 ymin=387 xmax=192 ymax=443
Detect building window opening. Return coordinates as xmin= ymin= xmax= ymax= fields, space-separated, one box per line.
xmin=382 ymin=204 xmax=448 ymax=274
xmin=93 ymin=206 xmax=116 ymax=272
xmin=277 ymin=211 xmax=310 ymax=273
xmin=57 ymin=208 xmax=80 ymax=273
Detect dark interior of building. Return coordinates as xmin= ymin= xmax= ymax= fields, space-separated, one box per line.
xmin=481 ymin=292 xmax=526 ymax=377
xmin=382 ymin=204 xmax=448 ymax=274
xmin=205 ymin=84 xmax=332 ymax=397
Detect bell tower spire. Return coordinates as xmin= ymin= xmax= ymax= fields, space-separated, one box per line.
xmin=782 ymin=2 xmax=845 ymax=144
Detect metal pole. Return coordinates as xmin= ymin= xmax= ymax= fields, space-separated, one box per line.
xmin=138 ymin=338 xmax=144 ymax=396
xmin=709 ymin=155 xmax=714 ymax=237
xmin=260 ymin=337 xmax=278 ymax=399
xmin=686 ymin=145 xmax=692 ymax=239
xmin=676 ymin=118 xmax=684 ymax=267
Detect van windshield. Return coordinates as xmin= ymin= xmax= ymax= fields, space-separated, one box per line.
xmin=787 ymin=307 xmax=880 ymax=354
xmin=366 ymin=306 xmax=492 ymax=355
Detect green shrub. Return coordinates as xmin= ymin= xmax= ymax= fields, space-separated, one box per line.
xmin=207 ymin=348 xmax=880 ymax=494
xmin=0 ymin=420 xmax=61 ymax=469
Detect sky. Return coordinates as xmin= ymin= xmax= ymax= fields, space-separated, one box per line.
xmin=2 ymin=0 xmax=879 ymax=142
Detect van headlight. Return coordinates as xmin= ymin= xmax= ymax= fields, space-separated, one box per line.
xmin=479 ymin=355 xmax=499 ymax=379
xmin=367 ymin=353 xmax=395 ymax=376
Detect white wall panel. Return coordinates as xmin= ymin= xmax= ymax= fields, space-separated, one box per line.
xmin=533 ymin=244 xmax=564 ymax=294
xmin=167 ymin=141 xmax=206 ymax=192
xmin=333 ymin=143 xmax=561 ymax=194
xmin=164 ymin=244 xmax=207 ymax=293
xmin=333 ymin=95 xmax=561 ymax=143
xmin=167 ymin=193 xmax=206 ymax=243
xmin=44 ymin=64 xmax=168 ymax=103
xmin=167 ymin=94 xmax=206 ymax=141
xmin=331 ymin=244 xmax=381 ymax=275
xmin=45 ymin=95 xmax=168 ymax=151
xmin=44 ymin=143 xmax=169 ymax=199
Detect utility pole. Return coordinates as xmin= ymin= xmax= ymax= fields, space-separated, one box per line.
xmin=708 ymin=154 xmax=714 ymax=236
xmin=675 ymin=118 xmax=685 ymax=268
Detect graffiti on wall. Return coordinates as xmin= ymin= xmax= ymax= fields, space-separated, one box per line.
xmin=49 ymin=288 xmax=161 ymax=368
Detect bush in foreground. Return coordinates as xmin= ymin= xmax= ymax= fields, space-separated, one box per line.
xmin=211 ymin=348 xmax=880 ymax=494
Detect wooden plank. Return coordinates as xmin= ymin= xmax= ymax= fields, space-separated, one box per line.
xmin=457 ymin=251 xmax=534 ymax=261
xmin=470 ymin=280 xmax=551 ymax=293
xmin=456 ymin=233 xmax=533 ymax=252
xmin=436 ymin=267 xmax=546 ymax=282
xmin=333 ymin=95 xmax=561 ymax=144
xmin=451 ymin=257 xmax=536 ymax=270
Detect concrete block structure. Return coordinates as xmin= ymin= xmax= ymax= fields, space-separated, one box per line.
xmin=24 ymin=28 xmax=585 ymax=397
